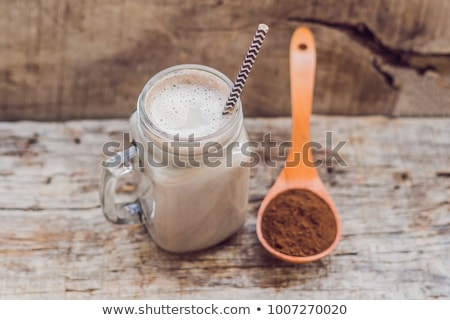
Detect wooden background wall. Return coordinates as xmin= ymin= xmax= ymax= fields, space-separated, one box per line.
xmin=1 ymin=0 xmax=449 ymax=121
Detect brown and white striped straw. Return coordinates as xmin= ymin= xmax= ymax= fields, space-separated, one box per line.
xmin=223 ymin=23 xmax=269 ymax=115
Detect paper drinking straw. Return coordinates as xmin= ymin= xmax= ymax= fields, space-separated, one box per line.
xmin=223 ymin=23 xmax=269 ymax=115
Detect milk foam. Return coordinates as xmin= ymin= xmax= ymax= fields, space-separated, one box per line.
xmin=144 ymin=69 xmax=232 ymax=138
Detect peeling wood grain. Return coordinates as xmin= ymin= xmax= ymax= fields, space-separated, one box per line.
xmin=0 ymin=117 xmax=449 ymax=298
xmin=0 ymin=0 xmax=449 ymax=120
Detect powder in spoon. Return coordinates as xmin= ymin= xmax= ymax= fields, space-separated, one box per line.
xmin=261 ymin=189 xmax=337 ymax=257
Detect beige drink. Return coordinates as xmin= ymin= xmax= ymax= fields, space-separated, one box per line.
xmin=144 ymin=69 xmax=231 ymax=138
xmin=128 ymin=65 xmax=250 ymax=252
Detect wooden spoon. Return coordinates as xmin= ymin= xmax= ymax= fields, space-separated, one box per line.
xmin=256 ymin=27 xmax=341 ymax=263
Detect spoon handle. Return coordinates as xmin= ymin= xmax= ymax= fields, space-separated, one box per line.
xmin=286 ymin=27 xmax=317 ymax=179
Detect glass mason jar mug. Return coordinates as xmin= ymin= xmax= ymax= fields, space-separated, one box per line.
xmin=99 ymin=65 xmax=250 ymax=253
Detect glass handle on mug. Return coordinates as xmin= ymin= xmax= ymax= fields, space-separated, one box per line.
xmin=99 ymin=145 xmax=142 ymax=224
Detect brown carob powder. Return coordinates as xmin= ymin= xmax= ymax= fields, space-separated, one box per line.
xmin=261 ymin=189 xmax=337 ymax=257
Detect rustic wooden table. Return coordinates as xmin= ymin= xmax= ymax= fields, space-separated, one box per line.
xmin=0 ymin=116 xmax=448 ymax=299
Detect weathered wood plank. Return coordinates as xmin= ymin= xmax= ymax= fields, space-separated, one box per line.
xmin=0 ymin=0 xmax=449 ymax=120
xmin=0 ymin=117 xmax=449 ymax=298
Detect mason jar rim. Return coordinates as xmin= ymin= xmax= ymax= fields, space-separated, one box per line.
xmin=137 ymin=64 xmax=242 ymax=143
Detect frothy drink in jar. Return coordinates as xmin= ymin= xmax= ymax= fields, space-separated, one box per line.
xmin=101 ymin=22 xmax=268 ymax=253
xmin=129 ymin=65 xmax=250 ymax=253
xmin=145 ymin=69 xmax=231 ymax=138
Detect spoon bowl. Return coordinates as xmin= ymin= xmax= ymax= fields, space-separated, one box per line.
xmin=256 ymin=27 xmax=341 ymax=263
